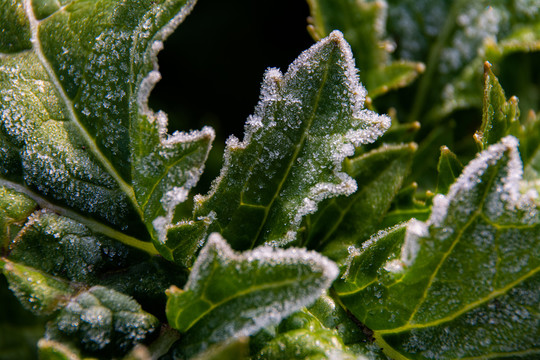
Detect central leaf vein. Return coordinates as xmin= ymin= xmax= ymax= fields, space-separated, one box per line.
xmin=23 ymin=0 xmax=142 ymax=218
xmin=248 ymin=55 xmax=332 ymax=249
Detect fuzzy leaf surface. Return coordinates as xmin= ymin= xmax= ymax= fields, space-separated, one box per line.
xmin=1 ymin=259 xmax=73 ymax=315
xmin=336 ymin=136 xmax=540 ymax=359
xmin=0 ymin=0 xmax=213 ymax=257
xmin=181 ymin=31 xmax=389 ymax=252
xmin=166 ymin=233 xmax=338 ymax=358
xmin=474 ymin=62 xmax=520 ymax=151
xmin=435 ymin=146 xmax=463 ymax=195
xmin=255 ymin=293 xmax=390 ymax=360
xmin=306 ymin=143 xmax=415 ymax=264
xmin=4 ymin=211 xmax=186 ymax=313
xmin=46 ymin=286 xmax=160 ymax=356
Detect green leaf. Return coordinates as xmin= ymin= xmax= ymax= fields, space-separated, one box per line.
xmin=46 ymin=286 xmax=160 ymax=357
xmin=435 ymin=146 xmax=463 ymax=195
xmin=306 ymin=0 xmax=424 ymax=97
xmin=522 ymin=111 xmax=540 ymax=188
xmin=334 ymin=223 xmax=407 ymax=299
xmin=306 ymin=143 xmax=416 ymax=263
xmin=179 ymin=31 xmax=390 ymax=252
xmin=305 ymin=294 xmax=391 ymax=360
xmin=0 ymin=0 xmax=213 ymax=259
xmin=474 ymin=62 xmax=520 ymax=151
xmin=2 ymin=259 xmax=72 ymax=315
xmin=38 ymin=339 xmax=85 ymax=360
xmin=305 ymin=292 xmax=366 ymax=346
xmin=380 ymin=183 xmax=432 ymax=229
xmin=166 ymin=233 xmax=338 ymax=358
xmin=254 ymin=293 xmax=389 ymax=360
xmin=0 ymin=274 xmax=46 ymax=360
xmin=5 ymin=211 xmax=187 ymax=313
xmin=375 ymin=118 xmax=421 ymax=145
xmin=8 ymin=211 xmax=147 ymax=283
xmin=257 ymin=328 xmax=358 ymax=360
xmin=0 ymin=0 xmax=32 ymax=53
xmin=519 ymin=110 xmax=540 ymax=167
xmin=417 ymin=1 xmax=540 ymax=122
xmin=190 ymin=338 xmax=250 ymax=360
xmin=336 ymin=136 xmax=540 ymax=359
xmin=408 ymin=122 xmax=455 ymax=192
xmin=0 ymin=185 xmax=36 ymax=249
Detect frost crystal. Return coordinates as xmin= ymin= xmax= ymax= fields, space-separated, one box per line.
xmin=171 ymin=233 xmax=339 ymax=355
xmin=192 ymin=31 xmax=390 ymax=249
xmin=401 ymin=219 xmax=428 ymax=266
xmin=400 ymin=136 xmax=537 ymax=267
xmin=0 ymin=0 xmax=215 ymax=248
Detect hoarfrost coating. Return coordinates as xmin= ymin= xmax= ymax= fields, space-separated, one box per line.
xmin=12 ymin=0 xmax=214 ymax=251
xmin=191 ymin=30 xmax=390 ymax=249
xmin=400 ymin=136 xmax=537 ymax=267
xmin=175 ymin=233 xmax=339 ymax=352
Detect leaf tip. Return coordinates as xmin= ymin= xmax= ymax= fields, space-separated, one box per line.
xmin=166 ymin=285 xmax=184 ymax=297
xmin=416 ymin=62 xmax=426 ymax=73
xmin=483 ymin=60 xmax=493 ymax=74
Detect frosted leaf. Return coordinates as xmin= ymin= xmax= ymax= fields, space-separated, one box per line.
xmin=306 ymin=0 xmax=424 ymax=97
xmin=307 ymin=143 xmax=417 ymax=263
xmin=407 ymin=0 xmax=540 ymax=121
xmin=2 ymin=260 xmax=73 ymax=315
xmin=8 ymin=211 xmax=144 ymax=283
xmin=336 ymin=136 xmax=540 ymax=359
xmin=182 ymin=30 xmax=390 ymax=251
xmin=438 ymin=5 xmax=503 ymax=74
xmin=47 ymin=286 xmax=159 ymax=355
xmin=0 ymin=0 xmax=214 ymax=256
xmin=166 ymin=233 xmax=338 ymax=358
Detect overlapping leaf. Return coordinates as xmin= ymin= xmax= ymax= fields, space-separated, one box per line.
xmin=0 ymin=0 xmax=213 ymax=258
xmin=0 ymin=186 xmax=36 ymax=249
xmin=165 ymin=233 xmax=338 ymax=358
xmin=4 ymin=210 xmax=186 ymax=310
xmin=336 ymin=137 xmax=540 ymax=359
xmin=1 ymin=208 xmax=190 ymax=357
xmin=172 ymin=31 xmax=390 ymax=256
xmin=392 ymin=0 xmax=540 ymax=122
xmin=474 ymin=62 xmax=520 ymax=151
xmin=306 ymin=0 xmax=424 ymax=98
xmin=253 ymin=293 xmax=390 ymax=360
xmin=305 ymin=143 xmax=416 ymax=264
xmin=471 ymin=63 xmax=540 ymax=201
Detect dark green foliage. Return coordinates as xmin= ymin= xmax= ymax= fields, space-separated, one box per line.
xmin=0 ymin=0 xmax=539 ymax=359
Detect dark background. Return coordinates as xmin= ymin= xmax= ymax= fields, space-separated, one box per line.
xmin=150 ymin=0 xmax=313 ymax=140
xmin=150 ymin=0 xmax=314 ymax=190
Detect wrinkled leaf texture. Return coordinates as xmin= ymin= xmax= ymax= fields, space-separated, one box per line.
xmin=337 ymin=136 xmax=540 ymax=359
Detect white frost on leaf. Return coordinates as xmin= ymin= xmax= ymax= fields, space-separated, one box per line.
xmin=184 ymin=233 xmax=338 ymax=344
xmin=194 ymin=31 xmax=390 ymax=247
xmin=400 ymin=219 xmax=429 ymax=267
xmin=439 ymin=4 xmax=503 ymax=74
xmin=153 ymin=186 xmax=188 ymax=245
xmin=343 ymin=222 xmax=409 ymax=278
xmin=128 ymin=0 xmax=214 ymax=244
xmin=400 ymin=136 xmax=537 ymax=266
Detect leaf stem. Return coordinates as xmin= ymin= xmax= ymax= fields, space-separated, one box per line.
xmin=373 ymin=332 xmax=412 ymax=360
xmin=0 ymin=178 xmax=158 ymax=256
